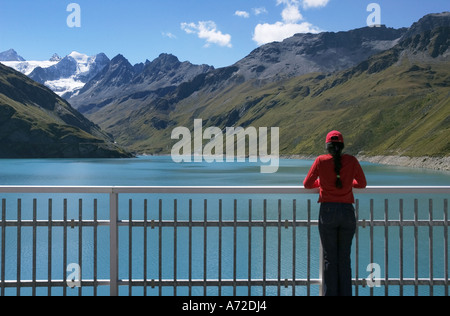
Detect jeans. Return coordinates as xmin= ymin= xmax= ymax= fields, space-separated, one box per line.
xmin=319 ymin=203 xmax=356 ymax=296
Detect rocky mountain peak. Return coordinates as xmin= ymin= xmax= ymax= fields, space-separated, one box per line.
xmin=27 ymin=51 xmax=110 ymax=98
xmin=155 ymin=53 xmax=180 ymax=65
xmin=81 ymin=53 xmax=135 ymax=91
xmin=49 ymin=53 xmax=62 ymax=62
xmin=233 ymin=24 xmax=407 ymax=82
xmin=0 ymin=49 xmax=26 ymax=62
xmin=402 ymin=12 xmax=450 ymax=40
xmin=110 ymin=54 xmax=129 ymax=64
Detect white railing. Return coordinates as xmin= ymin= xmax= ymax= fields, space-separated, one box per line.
xmin=0 ymin=186 xmax=448 ymax=296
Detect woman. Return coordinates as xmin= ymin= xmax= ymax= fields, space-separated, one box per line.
xmin=303 ymin=131 xmax=367 ymax=296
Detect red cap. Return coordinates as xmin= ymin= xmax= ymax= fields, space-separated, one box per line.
xmin=326 ymin=131 xmax=344 ymax=143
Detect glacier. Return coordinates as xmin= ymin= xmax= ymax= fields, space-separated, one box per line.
xmin=0 ymin=51 xmax=109 ymax=98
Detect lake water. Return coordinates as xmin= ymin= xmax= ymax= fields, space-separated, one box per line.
xmin=0 ymin=156 xmax=449 ymax=296
xmin=0 ymin=155 xmax=449 ymax=186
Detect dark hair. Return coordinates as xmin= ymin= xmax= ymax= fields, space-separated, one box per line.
xmin=326 ymin=142 xmax=345 ymax=189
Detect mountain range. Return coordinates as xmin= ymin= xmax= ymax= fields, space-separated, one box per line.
xmin=70 ymin=53 xmax=213 ymax=114
xmin=67 ymin=25 xmax=407 ymax=114
xmin=70 ymin=12 xmax=450 ymax=159
xmin=0 ymin=12 xmax=448 ymax=162
xmin=0 ymin=51 xmax=110 ymax=99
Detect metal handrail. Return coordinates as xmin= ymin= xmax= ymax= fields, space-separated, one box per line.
xmin=0 ymin=185 xmax=449 ymax=194
xmin=0 ymin=186 xmax=448 ymax=296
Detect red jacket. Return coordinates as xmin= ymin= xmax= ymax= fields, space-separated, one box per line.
xmin=303 ymin=154 xmax=367 ymax=204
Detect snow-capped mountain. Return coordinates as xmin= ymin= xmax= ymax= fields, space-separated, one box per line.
xmin=29 ymin=51 xmax=110 ymax=98
xmin=0 ymin=49 xmax=25 ymax=61
xmin=0 ymin=50 xmax=110 ymax=98
xmin=0 ymin=59 xmax=59 ymax=76
xmin=0 ymin=49 xmax=58 ymax=75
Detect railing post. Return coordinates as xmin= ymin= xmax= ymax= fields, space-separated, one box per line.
xmin=319 ymin=242 xmax=324 ymax=296
xmin=110 ymin=190 xmax=119 ymax=296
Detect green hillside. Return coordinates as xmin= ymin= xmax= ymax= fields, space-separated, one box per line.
xmin=0 ymin=63 xmax=131 ymax=158
xmin=162 ymin=60 xmax=449 ymax=158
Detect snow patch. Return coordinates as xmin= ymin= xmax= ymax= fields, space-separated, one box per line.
xmin=44 ymin=77 xmax=86 ymax=97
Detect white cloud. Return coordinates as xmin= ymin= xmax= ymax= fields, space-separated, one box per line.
xmin=162 ymin=32 xmax=177 ymax=39
xmin=253 ymin=22 xmax=320 ymax=46
xmin=253 ymin=0 xmax=322 ymax=46
xmin=302 ymin=0 xmax=330 ymax=9
xmin=281 ymin=2 xmax=303 ymax=23
xmin=235 ymin=10 xmax=250 ymax=18
xmin=253 ymin=7 xmax=268 ymax=16
xmin=181 ymin=21 xmax=232 ymax=48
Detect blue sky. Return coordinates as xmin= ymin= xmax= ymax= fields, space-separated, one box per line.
xmin=0 ymin=0 xmax=448 ymax=67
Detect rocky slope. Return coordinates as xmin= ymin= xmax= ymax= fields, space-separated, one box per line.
xmin=233 ymin=25 xmax=406 ymax=82
xmin=69 ymin=53 xmax=213 ymax=114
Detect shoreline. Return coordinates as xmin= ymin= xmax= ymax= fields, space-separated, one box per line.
xmin=282 ymin=154 xmax=450 ymax=172
xmin=145 ymin=153 xmax=449 ymax=172
xmin=357 ymin=155 xmax=450 ymax=172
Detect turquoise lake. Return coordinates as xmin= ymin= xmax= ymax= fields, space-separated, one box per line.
xmin=0 ymin=156 xmax=449 ymax=186
xmin=0 ymin=156 xmax=448 ymax=296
